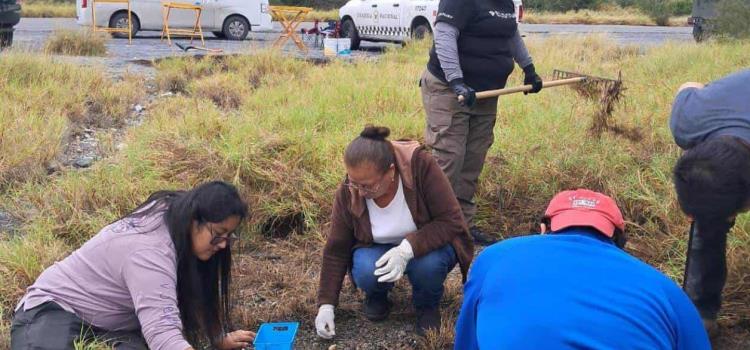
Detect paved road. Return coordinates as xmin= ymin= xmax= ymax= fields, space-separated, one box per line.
xmin=10 ymin=18 xmax=693 ymax=76
xmin=520 ymin=23 xmax=692 ymax=45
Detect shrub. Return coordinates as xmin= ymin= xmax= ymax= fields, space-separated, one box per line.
xmin=714 ymin=0 xmax=750 ymax=38
xmin=43 ymin=30 xmax=108 ymax=57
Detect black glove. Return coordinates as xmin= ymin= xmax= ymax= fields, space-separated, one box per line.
xmin=449 ymin=78 xmax=476 ymax=107
xmin=523 ymin=63 xmax=543 ymax=95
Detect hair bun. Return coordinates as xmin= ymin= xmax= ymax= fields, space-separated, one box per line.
xmin=360 ymin=125 xmax=390 ymax=141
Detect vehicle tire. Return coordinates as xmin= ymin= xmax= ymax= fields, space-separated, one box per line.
xmin=411 ymin=23 xmax=431 ymax=40
xmin=212 ymin=31 xmax=226 ymax=39
xmin=0 ymin=30 xmax=12 ymax=49
xmin=223 ymin=15 xmax=249 ymax=41
xmin=109 ymin=12 xmax=139 ymax=39
xmin=341 ymin=18 xmax=360 ymax=50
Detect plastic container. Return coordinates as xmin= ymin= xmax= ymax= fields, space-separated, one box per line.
xmin=323 ymin=38 xmax=352 ymax=57
xmin=253 ymin=322 xmax=299 ymax=350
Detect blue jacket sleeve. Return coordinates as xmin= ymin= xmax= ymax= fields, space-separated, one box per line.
xmin=668 ymin=284 xmax=711 ymax=350
xmin=454 ymin=246 xmax=497 ymax=350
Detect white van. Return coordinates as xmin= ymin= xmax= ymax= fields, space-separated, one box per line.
xmin=339 ymin=0 xmax=523 ymax=49
xmin=76 ymin=0 xmax=273 ymax=40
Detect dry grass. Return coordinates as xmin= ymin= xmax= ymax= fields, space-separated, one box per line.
xmin=44 ymin=29 xmax=109 ymax=57
xmin=0 ymin=230 xmax=70 ymax=324
xmin=21 ymin=1 xmax=76 ymax=18
xmin=524 ymin=7 xmax=689 ymax=26
xmin=2 ymin=37 xmax=750 ymax=348
xmin=305 ymin=5 xmax=687 ymax=26
xmin=0 ymin=53 xmax=144 ymax=187
xmin=307 ymin=9 xmax=338 ymax=22
xmin=190 ymin=72 xmax=252 ymax=110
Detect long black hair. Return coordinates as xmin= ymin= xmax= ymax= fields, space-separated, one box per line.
xmin=123 ymin=181 xmax=248 ymax=345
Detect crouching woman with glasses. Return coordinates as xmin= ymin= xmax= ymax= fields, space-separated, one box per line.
xmin=11 ymin=181 xmax=255 ymax=350
xmin=315 ymin=126 xmax=474 ymax=339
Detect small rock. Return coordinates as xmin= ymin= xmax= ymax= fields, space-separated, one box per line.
xmin=0 ymin=211 xmax=19 ymax=235
xmin=74 ymin=156 xmax=95 ymax=168
xmin=160 ymin=92 xmax=174 ymax=97
xmin=116 ymin=143 xmax=127 ymax=151
xmin=134 ymin=104 xmax=144 ymax=113
xmin=46 ymin=160 xmax=63 ymax=174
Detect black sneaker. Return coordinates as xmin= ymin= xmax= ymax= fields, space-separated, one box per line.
xmin=364 ymin=294 xmax=391 ymax=321
xmin=470 ymin=226 xmax=497 ymax=246
xmin=416 ymin=306 xmax=442 ymax=337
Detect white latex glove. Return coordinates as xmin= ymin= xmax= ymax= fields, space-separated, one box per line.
xmin=315 ymin=304 xmax=336 ymax=339
xmin=374 ymin=239 xmax=414 ymax=283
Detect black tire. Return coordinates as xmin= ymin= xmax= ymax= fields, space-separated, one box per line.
xmin=212 ymin=31 xmax=226 ymax=39
xmin=223 ymin=15 xmax=249 ymax=41
xmin=341 ymin=18 xmax=360 ymax=50
xmin=411 ymin=23 xmax=431 ymax=40
xmin=109 ymin=12 xmax=139 ymax=39
xmin=0 ymin=30 xmax=12 ymax=49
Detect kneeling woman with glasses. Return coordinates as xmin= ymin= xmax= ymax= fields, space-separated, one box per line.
xmin=315 ymin=126 xmax=474 ymax=338
xmin=11 ymin=181 xmax=255 ymax=350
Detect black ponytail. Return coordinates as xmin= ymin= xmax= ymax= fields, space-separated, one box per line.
xmin=344 ymin=125 xmax=396 ymax=173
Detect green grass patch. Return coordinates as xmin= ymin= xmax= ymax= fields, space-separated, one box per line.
xmin=2 ymin=37 xmax=750 ymax=346
xmin=0 ymin=52 xmax=144 ymax=186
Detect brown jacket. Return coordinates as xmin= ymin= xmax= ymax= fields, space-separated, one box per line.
xmin=318 ymin=140 xmax=474 ymax=306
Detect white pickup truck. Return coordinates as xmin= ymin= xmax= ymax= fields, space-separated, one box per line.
xmin=339 ymin=0 xmax=523 ymax=49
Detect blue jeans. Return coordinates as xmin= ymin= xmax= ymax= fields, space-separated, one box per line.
xmin=351 ymin=243 xmax=457 ymax=309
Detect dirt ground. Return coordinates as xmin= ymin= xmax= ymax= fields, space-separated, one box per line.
xmin=229 ymin=235 xmax=750 ymax=350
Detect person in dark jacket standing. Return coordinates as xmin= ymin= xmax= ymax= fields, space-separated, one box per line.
xmin=671 ymin=69 xmax=750 ymax=336
xmin=421 ymin=0 xmax=543 ymax=245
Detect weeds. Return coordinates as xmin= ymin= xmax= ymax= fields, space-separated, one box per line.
xmin=714 ymin=0 xmax=750 ymax=39
xmin=2 ymin=37 xmax=750 ymax=348
xmin=44 ymin=30 xmax=109 ymax=57
xmin=21 ymin=2 xmax=76 ymax=18
xmin=0 ymin=53 xmax=144 ymax=186
xmin=307 ymin=8 xmax=339 ymax=22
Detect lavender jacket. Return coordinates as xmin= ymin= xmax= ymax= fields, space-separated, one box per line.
xmin=17 ymin=209 xmax=191 ymax=350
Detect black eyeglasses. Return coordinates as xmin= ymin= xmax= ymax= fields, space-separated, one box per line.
xmin=208 ymin=224 xmax=239 ymax=246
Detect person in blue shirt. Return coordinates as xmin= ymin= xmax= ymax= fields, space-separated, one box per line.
xmin=454 ymin=189 xmax=710 ymax=350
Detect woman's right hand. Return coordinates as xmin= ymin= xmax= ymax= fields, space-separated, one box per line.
xmin=315 ymin=304 xmax=336 ymax=339
xmin=217 ymin=330 xmax=255 ymax=349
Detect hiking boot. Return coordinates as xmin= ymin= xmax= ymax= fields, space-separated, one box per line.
xmin=364 ymin=294 xmax=391 ymax=321
xmin=416 ymin=306 xmax=442 ymax=337
xmin=470 ymin=226 xmax=497 ymax=246
xmin=703 ymin=318 xmax=719 ymax=339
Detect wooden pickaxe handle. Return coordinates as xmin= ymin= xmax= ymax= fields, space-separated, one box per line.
xmin=458 ymin=76 xmax=587 ymax=103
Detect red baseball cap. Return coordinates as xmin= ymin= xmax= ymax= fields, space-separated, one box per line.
xmin=544 ymin=189 xmax=625 ymax=237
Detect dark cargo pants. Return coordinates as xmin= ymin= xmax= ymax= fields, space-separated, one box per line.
xmin=11 ymin=302 xmax=149 ymax=350
xmin=683 ymin=219 xmax=733 ymax=321
xmin=420 ymin=70 xmax=498 ymax=227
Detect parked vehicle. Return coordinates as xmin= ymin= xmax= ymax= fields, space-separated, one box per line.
xmin=689 ymin=0 xmax=717 ymax=42
xmin=338 ymin=0 xmax=523 ymax=49
xmin=0 ymin=0 xmax=21 ymax=49
xmin=76 ymin=0 xmax=273 ymax=40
